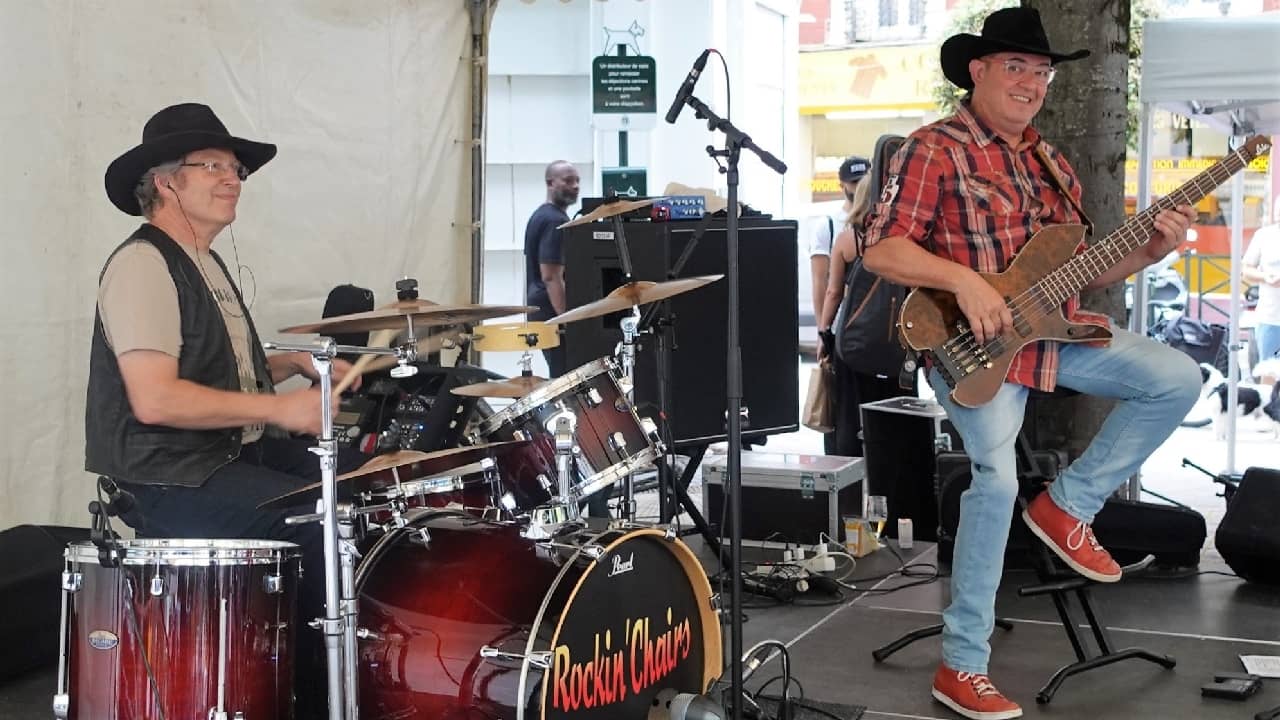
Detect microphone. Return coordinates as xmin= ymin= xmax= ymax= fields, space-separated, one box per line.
xmin=665 ymin=49 xmax=712 ymax=124
xmin=98 ymin=476 xmax=145 ymax=531
xmin=648 ymin=689 xmax=726 ymax=720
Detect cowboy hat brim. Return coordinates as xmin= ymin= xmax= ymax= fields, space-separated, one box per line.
xmin=105 ymin=131 xmax=276 ymax=216
xmin=941 ymin=33 xmax=1090 ymax=90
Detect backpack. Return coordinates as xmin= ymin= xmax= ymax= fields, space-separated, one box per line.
xmin=833 ymin=230 xmax=911 ymax=378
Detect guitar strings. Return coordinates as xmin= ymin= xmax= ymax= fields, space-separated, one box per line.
xmin=933 ymin=151 xmax=1250 ymax=374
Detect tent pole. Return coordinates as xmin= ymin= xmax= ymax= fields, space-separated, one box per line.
xmin=1227 ymin=142 xmax=1245 ymax=475
xmin=1125 ymin=104 xmax=1156 ymax=500
xmin=468 ymin=0 xmax=489 ymax=306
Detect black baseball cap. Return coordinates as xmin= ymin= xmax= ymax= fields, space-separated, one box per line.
xmin=838 ymin=156 xmax=870 ymax=183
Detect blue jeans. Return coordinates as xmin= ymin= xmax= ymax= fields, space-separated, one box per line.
xmin=929 ymin=324 xmax=1199 ymax=675
xmin=1255 ymin=323 xmax=1280 ymax=364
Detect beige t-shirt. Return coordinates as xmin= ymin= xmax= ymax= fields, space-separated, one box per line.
xmin=98 ymin=240 xmax=266 ymax=444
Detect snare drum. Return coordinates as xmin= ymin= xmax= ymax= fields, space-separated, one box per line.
xmin=55 ymin=539 xmax=301 ymax=720
xmin=356 ymin=513 xmax=722 ymax=719
xmin=476 ymin=358 xmax=660 ymax=510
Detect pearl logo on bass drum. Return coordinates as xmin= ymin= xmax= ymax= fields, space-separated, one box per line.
xmin=609 ymin=552 xmax=636 ymax=578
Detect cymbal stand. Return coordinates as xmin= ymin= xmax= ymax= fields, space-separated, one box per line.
xmin=264 ymin=338 xmax=400 ymax=720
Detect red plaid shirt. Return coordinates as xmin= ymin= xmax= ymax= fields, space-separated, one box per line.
xmin=864 ymin=102 xmax=1110 ymax=392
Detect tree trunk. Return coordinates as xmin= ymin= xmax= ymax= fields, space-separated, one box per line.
xmin=1023 ymin=0 xmax=1131 ymax=460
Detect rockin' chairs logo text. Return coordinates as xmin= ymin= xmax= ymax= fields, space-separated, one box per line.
xmin=551 ymin=607 xmax=694 ymax=712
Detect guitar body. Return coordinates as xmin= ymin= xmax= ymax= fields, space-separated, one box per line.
xmin=899 ymin=224 xmax=1112 ymax=408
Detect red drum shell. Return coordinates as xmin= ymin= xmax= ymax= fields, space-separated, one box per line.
xmin=478 ymin=358 xmax=658 ymax=509
xmin=63 ymin=539 xmax=300 ymax=720
xmin=356 ymin=515 xmax=721 ymax=719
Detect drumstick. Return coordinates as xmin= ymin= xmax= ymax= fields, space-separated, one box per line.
xmin=331 ymin=329 xmax=397 ymax=397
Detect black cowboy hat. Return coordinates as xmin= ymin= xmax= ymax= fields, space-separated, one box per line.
xmin=104 ymin=103 xmax=276 ymax=216
xmin=939 ymin=7 xmax=1089 ymax=91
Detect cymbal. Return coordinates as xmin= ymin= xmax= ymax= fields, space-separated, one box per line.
xmin=558 ymin=197 xmax=663 ymax=229
xmin=280 ymin=301 xmax=537 ymax=335
xmin=548 ymin=274 xmax=724 ymax=325
xmin=451 ymin=375 xmax=548 ymax=399
xmin=471 ymin=322 xmax=561 ymax=352
xmin=256 ymin=441 xmax=531 ymax=509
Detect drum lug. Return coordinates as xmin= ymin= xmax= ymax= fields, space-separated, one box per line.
xmin=356 ymin=627 xmax=383 ymax=642
xmin=582 ymin=387 xmax=603 ymax=408
xmin=150 ymin=575 xmax=165 ymax=596
xmin=710 ymin=593 xmax=724 ymax=615
xmin=662 ymin=526 xmax=677 ymax=541
xmin=608 ymin=431 xmax=628 ymax=452
xmin=52 ymin=693 xmax=69 ymax=719
xmin=61 ymin=572 xmax=82 ymax=593
xmin=263 ymin=573 xmax=285 ymax=595
xmin=579 ymin=544 xmax=606 ymax=563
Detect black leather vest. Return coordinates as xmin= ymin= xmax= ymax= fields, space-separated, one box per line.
xmin=84 ymin=224 xmax=274 ymax=486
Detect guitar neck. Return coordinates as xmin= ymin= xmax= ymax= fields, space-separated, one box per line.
xmin=1038 ymin=137 xmax=1268 ymax=305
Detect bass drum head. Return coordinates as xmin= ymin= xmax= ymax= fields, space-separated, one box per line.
xmin=355 ymin=517 xmax=721 ymax=720
xmin=526 ymin=527 xmax=722 ymax=720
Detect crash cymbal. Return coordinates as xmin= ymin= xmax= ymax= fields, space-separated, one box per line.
xmin=547 ymin=274 xmax=724 ymax=325
xmin=451 ymin=375 xmax=548 ymax=399
xmin=280 ymin=301 xmax=537 ymax=335
xmin=470 ymin=322 xmax=561 ymax=352
xmin=557 ymin=197 xmax=663 ymax=229
xmin=256 ymin=441 xmax=531 ymax=509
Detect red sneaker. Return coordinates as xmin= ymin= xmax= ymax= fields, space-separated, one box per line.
xmin=931 ymin=664 xmax=1022 ymax=719
xmin=1022 ymin=491 xmax=1122 ymax=583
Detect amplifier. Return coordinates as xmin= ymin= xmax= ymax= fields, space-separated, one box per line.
xmin=860 ymin=397 xmax=961 ymax=541
xmin=0 ymin=525 xmax=91 ymax=679
xmin=1216 ymin=466 xmax=1280 ymax=583
xmin=702 ymin=453 xmax=866 ymax=546
xmin=562 ymin=217 xmax=799 ymax=447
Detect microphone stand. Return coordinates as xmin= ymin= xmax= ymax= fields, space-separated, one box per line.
xmin=678 ymin=91 xmax=786 ymax=720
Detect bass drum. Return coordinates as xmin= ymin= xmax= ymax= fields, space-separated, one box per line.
xmin=356 ymin=513 xmax=722 ymax=719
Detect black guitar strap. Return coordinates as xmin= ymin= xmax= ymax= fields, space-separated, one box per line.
xmin=1035 ymin=142 xmax=1094 ymax=237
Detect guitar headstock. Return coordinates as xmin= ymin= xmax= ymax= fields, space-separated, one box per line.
xmin=1240 ymin=135 xmax=1272 ymax=162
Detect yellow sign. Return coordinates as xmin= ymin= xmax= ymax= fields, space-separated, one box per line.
xmin=1124 ymin=156 xmax=1269 ymax=173
xmin=798 ymin=44 xmax=936 ymax=115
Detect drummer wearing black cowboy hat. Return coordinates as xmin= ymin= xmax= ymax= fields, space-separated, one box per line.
xmin=87 ymin=102 xmax=366 ymax=714
xmin=861 ymin=8 xmax=1199 ymax=720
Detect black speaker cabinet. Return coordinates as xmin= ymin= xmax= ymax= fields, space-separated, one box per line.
xmin=562 ymin=217 xmax=799 ymax=447
xmin=0 ymin=524 xmax=91 ymax=679
xmin=859 ymin=397 xmax=961 ymax=541
xmin=1216 ymin=466 xmax=1280 ymax=584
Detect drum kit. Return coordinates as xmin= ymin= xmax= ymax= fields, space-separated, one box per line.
xmin=54 ymin=251 xmax=728 ymax=718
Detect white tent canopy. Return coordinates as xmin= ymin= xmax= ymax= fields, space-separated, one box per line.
xmin=1136 ymin=14 xmax=1280 ymax=476
xmin=1141 ymin=15 xmax=1280 ymax=137
xmin=0 ymin=1 xmax=486 ymax=530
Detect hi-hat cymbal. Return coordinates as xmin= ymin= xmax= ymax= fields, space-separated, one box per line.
xmin=280 ymin=301 xmax=537 ymax=335
xmin=256 ymin=441 xmax=531 ymax=509
xmin=471 ymin=322 xmax=561 ymax=352
xmin=548 ymin=274 xmax=724 ymax=325
xmin=558 ymin=197 xmax=664 ymax=229
xmin=451 ymin=375 xmax=548 ymax=399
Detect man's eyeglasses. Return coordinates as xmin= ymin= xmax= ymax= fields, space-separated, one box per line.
xmin=179 ymin=160 xmax=250 ymax=181
xmin=991 ymin=59 xmax=1056 ymax=85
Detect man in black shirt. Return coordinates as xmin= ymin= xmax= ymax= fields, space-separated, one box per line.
xmin=524 ymin=160 xmax=580 ymax=377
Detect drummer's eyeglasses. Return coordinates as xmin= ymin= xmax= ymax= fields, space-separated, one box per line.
xmin=179 ymin=160 xmax=250 ymax=181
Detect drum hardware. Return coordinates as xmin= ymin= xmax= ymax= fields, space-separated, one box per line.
xmin=264 ymin=337 xmax=397 ymax=720
xmin=479 ymin=646 xmax=552 ymax=669
xmin=209 ymin=598 xmax=230 ymax=720
xmin=548 ymin=409 xmax=583 ymax=524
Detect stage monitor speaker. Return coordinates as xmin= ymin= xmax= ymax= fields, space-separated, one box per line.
xmin=0 ymin=524 xmax=91 ymax=679
xmin=562 ymin=217 xmax=799 ymax=447
xmin=1216 ymin=466 xmax=1280 ymax=584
